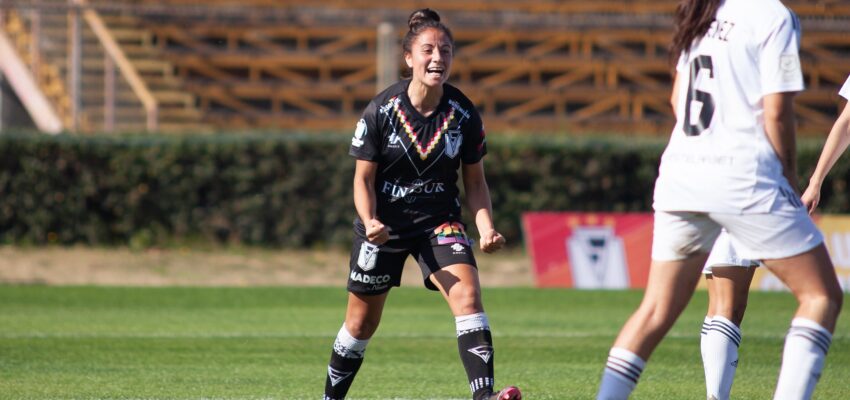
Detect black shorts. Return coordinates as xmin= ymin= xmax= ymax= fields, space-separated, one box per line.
xmin=347 ymin=221 xmax=478 ymax=295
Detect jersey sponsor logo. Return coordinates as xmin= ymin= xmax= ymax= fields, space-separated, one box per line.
xmin=567 ymin=225 xmax=629 ymax=289
xmin=434 ymin=221 xmax=472 ymax=246
xmin=467 ymin=345 xmax=493 ymax=363
xmin=357 ymin=242 xmax=379 ymax=271
xmin=381 ymin=179 xmax=445 ymax=203
xmin=444 ymin=129 xmax=463 ymax=159
xmin=387 ymin=131 xmax=403 ymax=148
xmin=379 ymin=96 xmax=401 ymax=115
xmin=448 ymin=99 xmax=471 ymax=120
xmin=327 ymin=366 xmax=353 ymax=386
xmin=351 ymin=119 xmax=367 ymax=147
xmin=349 ymin=271 xmax=391 ymax=285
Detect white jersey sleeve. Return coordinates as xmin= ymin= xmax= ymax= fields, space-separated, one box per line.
xmin=840 ymin=75 xmax=850 ymax=100
xmin=759 ymin=10 xmax=804 ymax=95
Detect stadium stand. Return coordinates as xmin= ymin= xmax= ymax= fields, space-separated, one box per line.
xmin=0 ymin=0 xmax=847 ymax=134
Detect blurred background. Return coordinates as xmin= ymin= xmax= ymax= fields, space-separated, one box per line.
xmin=0 ymin=0 xmax=848 ymax=287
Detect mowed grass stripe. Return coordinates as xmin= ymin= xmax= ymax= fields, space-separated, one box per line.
xmin=0 ymin=286 xmax=847 ymax=399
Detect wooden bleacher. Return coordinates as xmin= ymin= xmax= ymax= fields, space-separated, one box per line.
xmin=2 ymin=0 xmax=848 ymax=135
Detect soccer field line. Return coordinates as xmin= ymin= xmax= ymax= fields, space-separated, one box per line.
xmin=2 ymin=331 xmax=844 ymax=340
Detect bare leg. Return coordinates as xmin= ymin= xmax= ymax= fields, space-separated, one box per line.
xmin=613 ymin=253 xmax=709 ymax=359
xmin=597 ymin=253 xmax=709 ymax=400
xmin=324 ymin=292 xmax=389 ymax=399
xmin=703 ymin=267 xmax=755 ymax=400
xmin=344 ymin=292 xmax=389 ymax=339
xmin=430 ymin=263 xmax=484 ymax=316
xmin=764 ymin=244 xmax=843 ymax=400
xmin=710 ymin=267 xmax=755 ymax=326
xmin=430 ymin=264 xmax=519 ymax=400
xmin=763 ymin=244 xmax=842 ymax=331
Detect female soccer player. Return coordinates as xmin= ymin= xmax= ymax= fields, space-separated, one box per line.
xmin=700 ymin=75 xmax=850 ymax=400
xmin=701 ymin=230 xmax=758 ymax=400
xmin=322 ymin=9 xmax=521 ymax=400
xmin=801 ymin=75 xmax=850 ymax=213
xmin=596 ymin=1 xmax=843 ymax=399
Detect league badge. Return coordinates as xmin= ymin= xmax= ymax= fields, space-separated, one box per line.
xmin=352 ymin=119 xmax=367 ymax=147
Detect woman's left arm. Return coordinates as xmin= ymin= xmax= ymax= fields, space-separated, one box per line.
xmin=462 ymin=160 xmax=505 ymax=253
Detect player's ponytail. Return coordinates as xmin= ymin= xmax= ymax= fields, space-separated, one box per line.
xmin=670 ymin=0 xmax=722 ymax=66
xmin=402 ymin=8 xmax=454 ymax=55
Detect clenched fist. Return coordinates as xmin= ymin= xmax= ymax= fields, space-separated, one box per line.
xmin=366 ymin=218 xmax=389 ymax=245
xmin=479 ymin=229 xmax=506 ymax=253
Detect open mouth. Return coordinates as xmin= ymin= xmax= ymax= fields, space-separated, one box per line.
xmin=426 ymin=67 xmax=445 ymax=77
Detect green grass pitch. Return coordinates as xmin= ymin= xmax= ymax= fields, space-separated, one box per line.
xmin=0 ymin=286 xmax=847 ymax=399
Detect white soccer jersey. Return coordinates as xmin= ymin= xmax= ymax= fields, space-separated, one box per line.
xmin=840 ymin=75 xmax=850 ymax=100
xmin=653 ymin=0 xmax=804 ymax=214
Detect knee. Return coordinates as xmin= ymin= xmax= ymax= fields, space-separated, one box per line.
xmin=345 ymin=317 xmax=380 ymax=339
xmin=449 ymin=283 xmax=483 ymax=315
xmin=638 ymin=302 xmax=678 ymax=333
xmin=801 ymin=291 xmax=843 ymax=321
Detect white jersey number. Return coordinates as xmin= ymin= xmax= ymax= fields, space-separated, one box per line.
xmin=684 ymin=55 xmax=716 ymax=136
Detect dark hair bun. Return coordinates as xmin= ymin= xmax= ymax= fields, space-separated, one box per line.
xmin=408 ymin=8 xmax=440 ymax=30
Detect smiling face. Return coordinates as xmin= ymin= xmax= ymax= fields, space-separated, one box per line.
xmin=404 ymin=27 xmax=453 ymax=88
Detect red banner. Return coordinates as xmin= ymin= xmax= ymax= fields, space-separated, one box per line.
xmin=522 ymin=212 xmax=653 ymax=288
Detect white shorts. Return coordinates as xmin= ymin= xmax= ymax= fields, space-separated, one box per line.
xmin=652 ymin=192 xmax=824 ymax=261
xmin=702 ymin=229 xmax=760 ymax=275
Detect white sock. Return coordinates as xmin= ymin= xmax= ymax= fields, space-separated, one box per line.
xmin=774 ymin=318 xmax=832 ymax=400
xmin=700 ymin=316 xmax=712 ymax=365
xmin=455 ymin=312 xmax=490 ymax=335
xmin=703 ymin=316 xmax=741 ymax=400
xmin=334 ymin=324 xmax=369 ymax=358
xmin=597 ymin=347 xmax=645 ymax=400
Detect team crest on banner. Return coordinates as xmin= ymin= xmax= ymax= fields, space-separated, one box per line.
xmin=522 ymin=212 xmax=653 ymax=288
xmin=444 ymin=129 xmax=463 ymax=158
xmin=567 ymin=226 xmax=629 ymax=288
xmin=357 ymin=242 xmax=379 ymax=271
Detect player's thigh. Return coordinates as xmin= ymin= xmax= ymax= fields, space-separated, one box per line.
xmin=761 ymin=244 xmax=842 ymax=330
xmin=415 ymin=221 xmax=478 ymax=292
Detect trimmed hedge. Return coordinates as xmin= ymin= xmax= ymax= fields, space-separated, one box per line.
xmin=0 ymin=132 xmax=842 ymax=247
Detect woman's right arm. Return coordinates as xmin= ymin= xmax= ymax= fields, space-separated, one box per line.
xmin=802 ymin=101 xmax=850 ymax=213
xmin=353 ymin=159 xmax=389 ymax=244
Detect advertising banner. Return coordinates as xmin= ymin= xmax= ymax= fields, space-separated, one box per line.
xmin=522 ymin=212 xmax=653 ymax=288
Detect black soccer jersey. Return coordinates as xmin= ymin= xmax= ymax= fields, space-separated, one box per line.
xmin=349 ymin=80 xmax=487 ymax=240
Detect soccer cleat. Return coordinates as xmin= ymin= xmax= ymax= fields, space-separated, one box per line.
xmin=489 ymin=386 xmax=522 ymax=400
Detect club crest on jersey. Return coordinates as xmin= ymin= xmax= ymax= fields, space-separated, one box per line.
xmin=352 ymin=119 xmax=367 ymax=147
xmin=357 ymin=242 xmax=379 ymax=271
xmin=445 ymin=129 xmax=463 ymax=159
xmin=467 ymin=345 xmax=493 ymax=363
